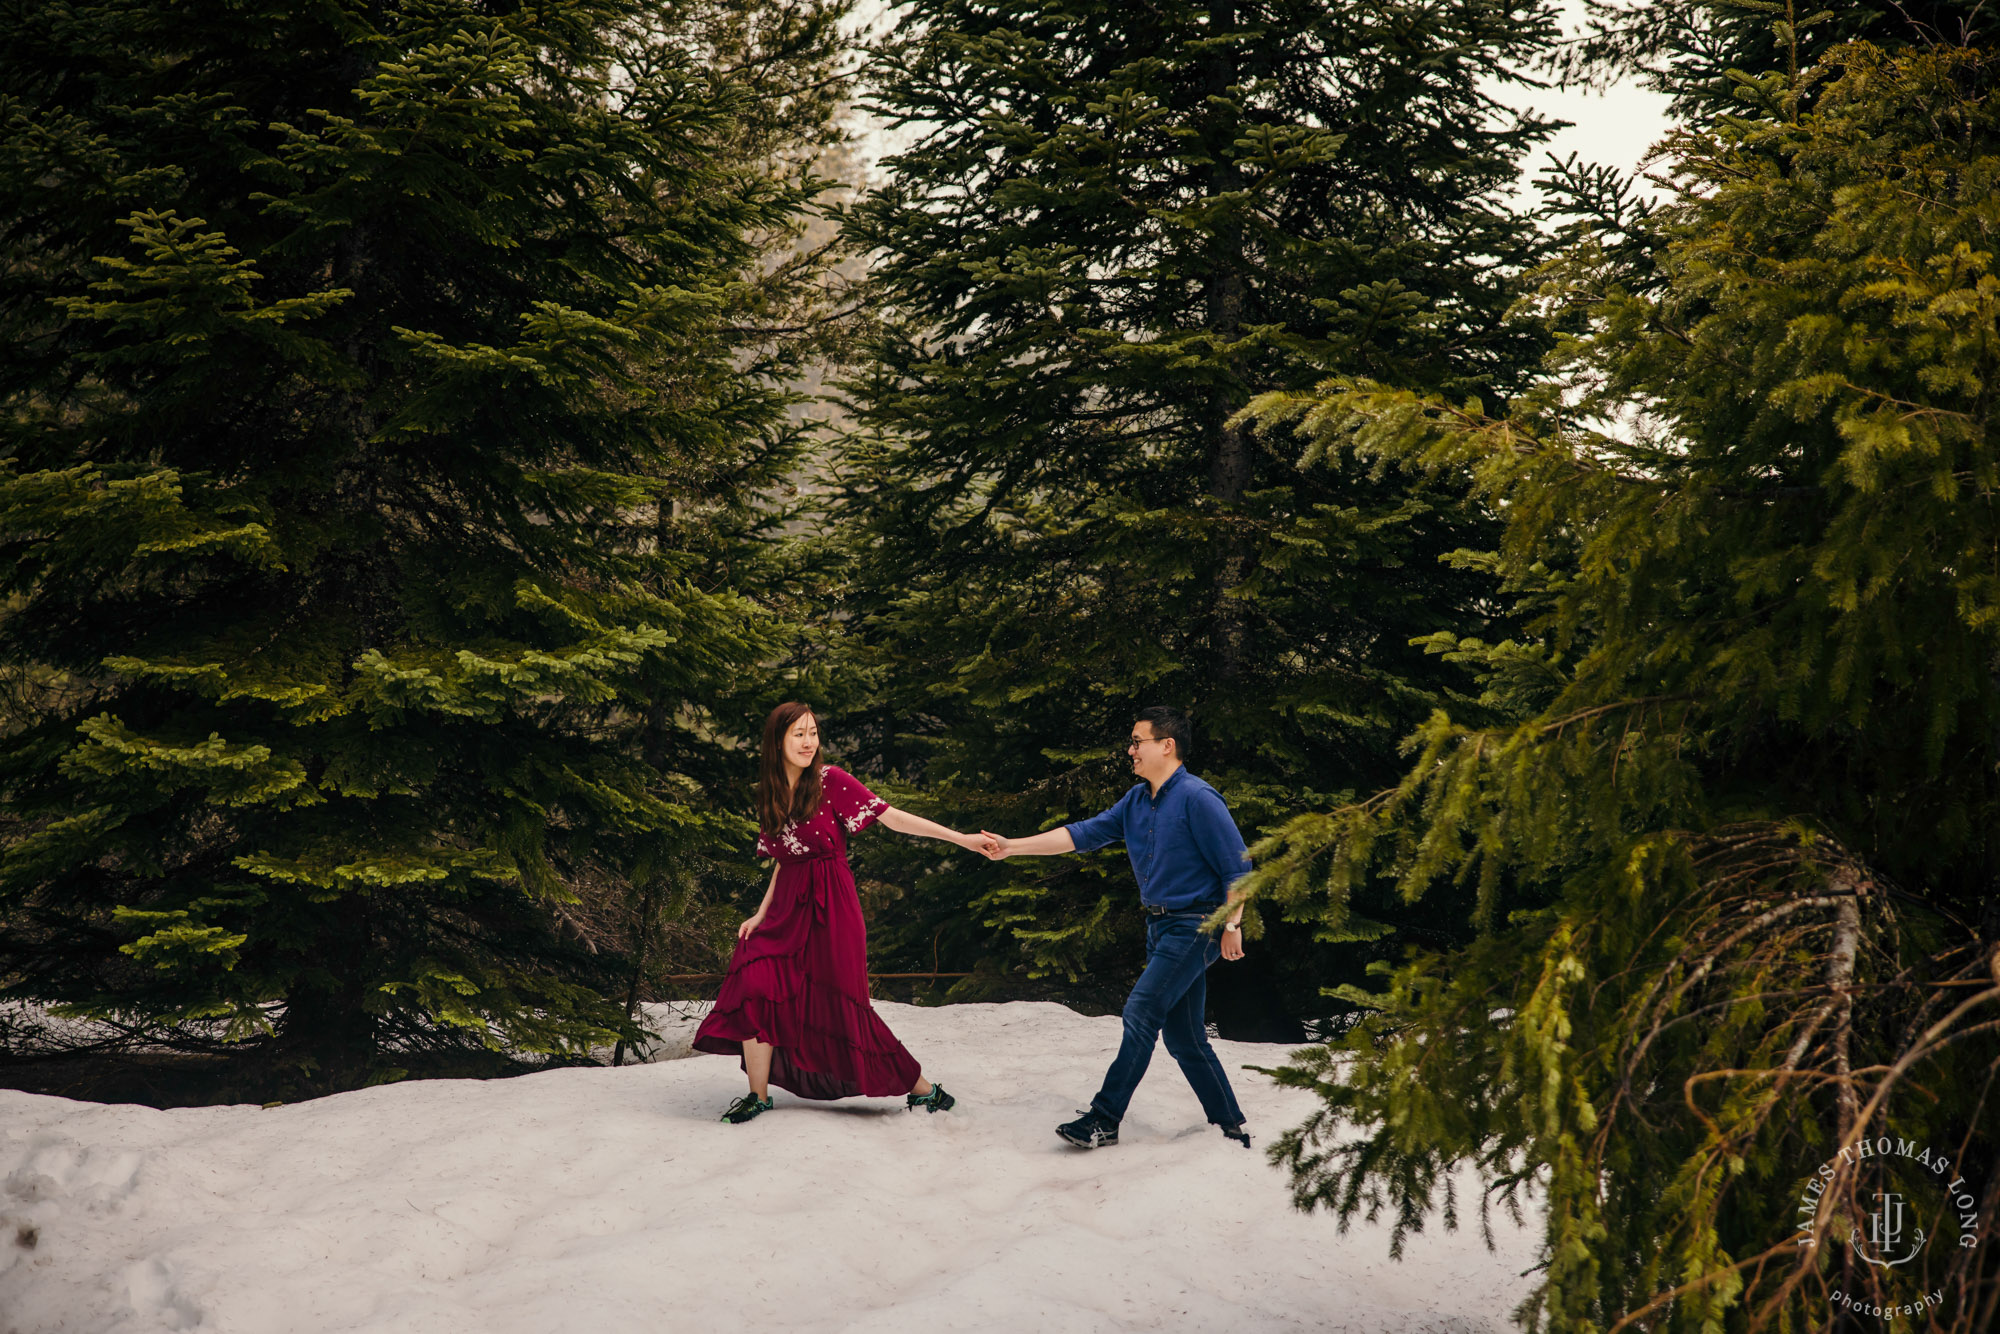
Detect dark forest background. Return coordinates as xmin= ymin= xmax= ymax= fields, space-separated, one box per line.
xmin=3 ymin=2 xmax=1997 ymax=1329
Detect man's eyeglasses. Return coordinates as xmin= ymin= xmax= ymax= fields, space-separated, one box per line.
xmin=1126 ymin=735 xmax=1166 ymax=751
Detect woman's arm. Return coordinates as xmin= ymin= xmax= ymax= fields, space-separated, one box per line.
xmin=738 ymin=863 xmax=780 ymax=940
xmin=878 ymin=805 xmax=992 ymax=854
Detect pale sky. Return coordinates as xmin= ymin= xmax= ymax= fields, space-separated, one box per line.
xmin=1506 ymin=0 xmax=1675 ymax=199
xmin=1524 ymin=78 xmax=1674 ymax=185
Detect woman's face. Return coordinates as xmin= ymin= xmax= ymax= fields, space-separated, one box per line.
xmin=783 ymin=712 xmax=819 ymax=773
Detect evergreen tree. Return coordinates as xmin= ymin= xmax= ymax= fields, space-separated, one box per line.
xmin=1244 ymin=42 xmax=2000 ymax=1331
xmin=0 ymin=0 xmax=850 ymax=1090
xmin=832 ymin=0 xmax=1562 ymax=1020
xmin=1537 ymin=2 xmax=1997 ymax=315
xmin=1564 ymin=0 xmax=1992 ymax=117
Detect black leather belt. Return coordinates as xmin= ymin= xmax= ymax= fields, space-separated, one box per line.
xmin=1143 ymin=900 xmax=1223 ymax=916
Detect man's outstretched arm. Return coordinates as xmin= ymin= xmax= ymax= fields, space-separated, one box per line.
xmin=988 ymin=790 xmax=1129 ymax=859
xmin=980 ymin=826 xmax=1076 ymax=858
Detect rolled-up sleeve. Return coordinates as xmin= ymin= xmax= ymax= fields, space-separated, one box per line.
xmin=1065 ymin=791 xmax=1132 ymax=852
xmin=1187 ymin=789 xmax=1251 ymax=890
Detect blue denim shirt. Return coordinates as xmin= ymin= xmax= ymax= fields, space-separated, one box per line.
xmin=1064 ymin=767 xmax=1251 ymax=910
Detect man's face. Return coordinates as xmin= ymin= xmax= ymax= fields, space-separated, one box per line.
xmin=1127 ymin=721 xmax=1177 ymax=783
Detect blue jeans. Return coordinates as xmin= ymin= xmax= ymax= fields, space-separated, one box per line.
xmin=1090 ymin=911 xmax=1245 ymax=1126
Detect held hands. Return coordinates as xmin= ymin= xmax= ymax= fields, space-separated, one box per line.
xmin=956 ymin=829 xmax=1007 ymax=858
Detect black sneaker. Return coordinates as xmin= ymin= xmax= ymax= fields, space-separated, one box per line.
xmin=1056 ymin=1108 xmax=1119 ymax=1149
xmin=907 ymin=1083 xmax=956 ymax=1113
xmin=1221 ymin=1122 xmax=1251 ymax=1149
xmin=720 ymin=1092 xmax=774 ymax=1124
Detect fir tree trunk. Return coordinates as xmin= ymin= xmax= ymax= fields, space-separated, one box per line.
xmin=1202 ymin=2 xmax=1251 ymax=685
xmin=1827 ymin=868 xmax=1865 ymax=1318
xmin=612 ymin=882 xmax=656 ymax=1068
xmin=277 ymin=901 xmax=379 ymax=1087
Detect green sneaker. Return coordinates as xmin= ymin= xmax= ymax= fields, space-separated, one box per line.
xmin=906 ymin=1082 xmax=956 ymax=1113
xmin=720 ymin=1092 xmax=774 ymax=1124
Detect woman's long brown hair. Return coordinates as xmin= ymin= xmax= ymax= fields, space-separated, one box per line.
xmin=757 ymin=701 xmax=825 ymax=834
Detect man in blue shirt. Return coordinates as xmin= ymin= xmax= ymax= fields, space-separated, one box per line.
xmin=984 ymin=705 xmax=1251 ymax=1150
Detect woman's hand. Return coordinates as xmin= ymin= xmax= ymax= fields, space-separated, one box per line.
xmin=962 ymin=830 xmax=1003 ymax=857
xmin=737 ymin=911 xmax=766 ymax=941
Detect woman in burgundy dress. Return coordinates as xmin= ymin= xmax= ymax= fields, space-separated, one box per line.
xmin=693 ymin=701 xmax=984 ymax=1122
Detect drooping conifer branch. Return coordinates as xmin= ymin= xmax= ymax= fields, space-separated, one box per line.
xmin=1241 ymin=38 xmax=2000 ymax=1331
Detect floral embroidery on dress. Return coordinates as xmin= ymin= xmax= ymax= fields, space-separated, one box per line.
xmin=821 ymin=767 xmax=889 ymax=835
xmin=842 ymin=794 xmax=888 ymax=833
xmin=755 ymin=768 xmax=888 ymax=858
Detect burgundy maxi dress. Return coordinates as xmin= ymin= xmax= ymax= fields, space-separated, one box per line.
xmin=692 ymin=765 xmax=923 ymax=1099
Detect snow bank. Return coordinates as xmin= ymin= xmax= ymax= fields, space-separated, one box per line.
xmin=1 ymin=1001 xmax=1538 ymax=1333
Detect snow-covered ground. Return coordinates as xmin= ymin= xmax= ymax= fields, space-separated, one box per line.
xmin=2 ymin=1001 xmax=1540 ymax=1333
